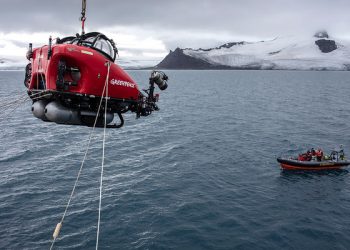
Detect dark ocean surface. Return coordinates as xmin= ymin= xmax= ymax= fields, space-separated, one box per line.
xmin=0 ymin=70 xmax=350 ymax=249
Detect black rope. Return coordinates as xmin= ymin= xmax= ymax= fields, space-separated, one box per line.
xmin=81 ymin=0 xmax=86 ymax=21
xmin=80 ymin=0 xmax=87 ymax=35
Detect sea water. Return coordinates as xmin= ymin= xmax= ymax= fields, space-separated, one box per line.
xmin=0 ymin=70 xmax=350 ymax=249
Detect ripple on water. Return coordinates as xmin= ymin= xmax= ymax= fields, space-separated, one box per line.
xmin=1 ymin=71 xmax=350 ymax=249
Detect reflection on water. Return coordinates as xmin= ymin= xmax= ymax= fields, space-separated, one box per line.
xmin=280 ymin=168 xmax=349 ymax=179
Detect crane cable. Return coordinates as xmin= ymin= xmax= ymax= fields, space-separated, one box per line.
xmin=49 ymin=62 xmax=111 ymax=250
xmin=81 ymin=0 xmax=87 ymax=35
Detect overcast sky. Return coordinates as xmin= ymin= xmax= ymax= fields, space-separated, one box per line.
xmin=1 ymin=0 xmax=349 ymax=63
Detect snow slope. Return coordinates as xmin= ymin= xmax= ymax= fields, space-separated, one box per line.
xmin=182 ymin=35 xmax=350 ymax=70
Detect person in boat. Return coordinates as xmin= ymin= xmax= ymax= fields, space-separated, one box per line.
xmin=330 ymin=151 xmax=338 ymax=161
xmin=340 ymin=151 xmax=345 ymax=160
xmin=311 ymin=148 xmax=316 ymax=157
xmin=297 ymin=148 xmax=322 ymax=162
xmin=304 ymin=150 xmax=310 ymax=161
xmin=300 ymin=148 xmax=321 ymax=161
xmin=307 ymin=150 xmax=313 ymax=161
xmin=330 ymin=145 xmax=346 ymax=161
xmin=339 ymin=146 xmax=345 ymax=160
xmin=316 ymin=148 xmax=323 ymax=161
xmin=300 ymin=152 xmax=307 ymax=161
xmin=298 ymin=153 xmax=308 ymax=161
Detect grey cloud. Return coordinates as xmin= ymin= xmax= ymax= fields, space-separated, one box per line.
xmin=8 ymin=40 xmax=28 ymax=48
xmin=0 ymin=0 xmax=349 ymax=48
xmin=118 ymin=47 xmax=165 ymax=57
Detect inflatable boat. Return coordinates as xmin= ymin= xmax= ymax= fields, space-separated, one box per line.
xmin=277 ymin=157 xmax=350 ymax=170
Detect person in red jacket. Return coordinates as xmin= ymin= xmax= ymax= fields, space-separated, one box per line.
xmin=316 ymin=148 xmax=323 ymax=161
xmin=298 ymin=153 xmax=308 ymax=161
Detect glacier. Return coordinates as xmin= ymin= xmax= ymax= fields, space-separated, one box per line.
xmin=157 ymin=33 xmax=350 ymax=70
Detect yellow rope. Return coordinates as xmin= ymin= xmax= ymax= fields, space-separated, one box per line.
xmin=49 ymin=64 xmax=110 ymax=250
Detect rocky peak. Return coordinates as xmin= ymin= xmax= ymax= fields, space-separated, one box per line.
xmin=156 ymin=47 xmax=233 ymax=69
xmin=315 ymin=39 xmax=337 ymax=53
xmin=156 ymin=47 xmax=213 ymax=69
xmin=314 ymin=30 xmax=329 ymax=39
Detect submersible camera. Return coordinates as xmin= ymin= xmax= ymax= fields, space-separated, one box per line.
xmin=150 ymin=71 xmax=168 ymax=91
xmin=134 ymin=70 xmax=169 ymax=118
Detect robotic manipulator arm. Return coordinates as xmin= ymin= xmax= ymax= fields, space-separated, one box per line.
xmin=137 ymin=71 xmax=169 ymax=118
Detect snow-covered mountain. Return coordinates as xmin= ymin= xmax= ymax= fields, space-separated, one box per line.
xmin=156 ymin=32 xmax=350 ymax=70
xmin=116 ymin=58 xmax=161 ymax=69
xmin=0 ymin=57 xmax=26 ymax=70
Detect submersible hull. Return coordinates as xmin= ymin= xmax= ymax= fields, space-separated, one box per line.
xmin=25 ymin=32 xmax=168 ymax=128
xmin=32 ymin=101 xmax=114 ymax=126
